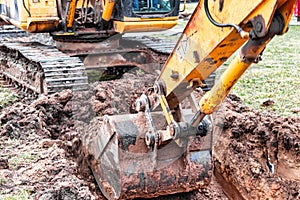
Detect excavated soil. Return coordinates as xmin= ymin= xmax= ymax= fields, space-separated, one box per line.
xmin=0 ymin=73 xmax=154 ymax=199
xmin=0 ymin=72 xmax=299 ymax=199
xmin=213 ymin=95 xmax=300 ymax=199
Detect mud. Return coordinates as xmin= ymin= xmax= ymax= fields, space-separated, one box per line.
xmin=0 ymin=71 xmax=299 ymax=199
xmin=0 ymin=90 xmax=99 ymax=199
xmin=213 ymin=94 xmax=300 ymax=199
xmin=81 ymin=111 xmax=213 ymax=199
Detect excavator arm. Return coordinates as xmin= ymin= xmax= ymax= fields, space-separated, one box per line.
xmin=83 ymin=0 xmax=298 ymax=199
xmin=141 ymin=0 xmax=297 ymax=142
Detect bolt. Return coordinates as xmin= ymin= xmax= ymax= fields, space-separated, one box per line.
xmin=255 ymin=21 xmax=263 ymax=33
xmin=170 ymin=70 xmax=179 ymax=80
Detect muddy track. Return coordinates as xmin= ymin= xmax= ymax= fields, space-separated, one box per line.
xmin=0 ymin=75 xmax=37 ymax=105
xmin=0 ymin=76 xmax=21 ymax=96
xmin=0 ymin=25 xmax=28 ymax=39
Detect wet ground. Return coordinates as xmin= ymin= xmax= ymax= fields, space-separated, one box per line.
xmin=214 ymin=95 xmax=300 ymax=199
xmin=0 ymin=71 xmax=299 ymax=199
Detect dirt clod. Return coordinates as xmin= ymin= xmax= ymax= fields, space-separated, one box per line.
xmin=261 ymin=99 xmax=275 ymax=107
xmin=0 ymin=158 xmax=8 ymax=169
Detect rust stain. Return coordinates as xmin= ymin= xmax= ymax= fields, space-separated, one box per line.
xmin=219 ymin=0 xmax=225 ymax=12
xmin=193 ymin=51 xmax=201 ymax=63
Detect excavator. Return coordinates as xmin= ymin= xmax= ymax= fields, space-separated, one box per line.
xmin=0 ymin=0 xmax=298 ymax=199
xmin=0 ymin=0 xmax=181 ymax=94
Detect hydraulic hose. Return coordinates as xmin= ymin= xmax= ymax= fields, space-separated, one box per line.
xmin=204 ymin=0 xmax=242 ymax=33
xmin=23 ymin=0 xmax=31 ymax=17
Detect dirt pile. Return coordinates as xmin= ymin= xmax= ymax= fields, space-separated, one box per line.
xmin=0 ymin=90 xmax=101 ymax=199
xmin=91 ymin=73 xmax=156 ymax=116
xmin=214 ymin=94 xmax=300 ymax=199
xmin=0 ymin=74 xmax=160 ymax=199
xmin=0 ymin=74 xmax=299 ymax=199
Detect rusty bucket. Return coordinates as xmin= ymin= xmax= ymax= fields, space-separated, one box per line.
xmin=83 ymin=110 xmax=212 ymax=199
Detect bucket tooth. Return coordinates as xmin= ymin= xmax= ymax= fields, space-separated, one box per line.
xmin=83 ymin=110 xmax=212 ymax=200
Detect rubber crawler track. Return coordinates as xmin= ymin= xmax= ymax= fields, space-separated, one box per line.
xmin=0 ymin=27 xmax=215 ymax=95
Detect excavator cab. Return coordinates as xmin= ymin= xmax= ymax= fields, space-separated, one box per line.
xmin=132 ymin=0 xmax=175 ymax=13
xmin=113 ymin=0 xmax=180 ymax=32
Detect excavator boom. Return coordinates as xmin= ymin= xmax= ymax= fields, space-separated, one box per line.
xmin=158 ymin=0 xmax=295 ymax=110
xmin=83 ymin=0 xmax=298 ymax=199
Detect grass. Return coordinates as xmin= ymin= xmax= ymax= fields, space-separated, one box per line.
xmin=8 ymin=153 xmax=40 ymax=170
xmin=0 ymin=178 xmax=7 ymax=185
xmin=0 ymin=190 xmax=32 ymax=200
xmin=0 ymin=86 xmax=18 ymax=110
xmin=232 ymin=25 xmax=300 ymax=116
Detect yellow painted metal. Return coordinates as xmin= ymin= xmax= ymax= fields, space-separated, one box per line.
xmin=157 ymin=0 xmax=285 ymax=109
xmin=76 ymin=0 xmax=89 ymax=8
xmin=26 ymin=17 xmax=59 ymax=32
xmin=159 ymin=95 xmax=174 ymax=125
xmin=198 ymin=0 xmax=298 ymax=115
xmin=123 ymin=16 xmax=178 ymax=22
xmin=11 ymin=19 xmax=59 ymax=33
xmin=199 ymin=55 xmax=252 ymax=114
xmin=114 ymin=16 xmax=178 ymax=33
xmin=28 ymin=0 xmax=57 ymax=17
xmin=154 ymin=0 xmax=297 ymax=117
xmin=102 ymin=0 xmax=116 ymax=21
xmin=67 ymin=0 xmax=78 ymax=28
xmin=199 ymin=1 xmax=296 ymax=115
xmin=278 ymin=0 xmax=298 ymax=34
xmin=0 ymin=0 xmax=59 ymax=32
xmin=113 ymin=20 xmax=177 ymax=33
xmin=26 ymin=0 xmax=59 ymax=32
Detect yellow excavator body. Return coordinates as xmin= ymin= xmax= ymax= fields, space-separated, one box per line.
xmin=113 ymin=16 xmax=178 ymax=33
xmin=0 ymin=0 xmax=179 ymax=33
xmin=0 ymin=0 xmax=59 ymax=32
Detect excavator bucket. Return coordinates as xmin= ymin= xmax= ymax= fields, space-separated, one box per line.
xmin=82 ymin=110 xmax=213 ymax=199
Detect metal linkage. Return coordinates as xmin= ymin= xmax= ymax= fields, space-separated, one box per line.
xmin=172 ymin=116 xmax=211 ymax=140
